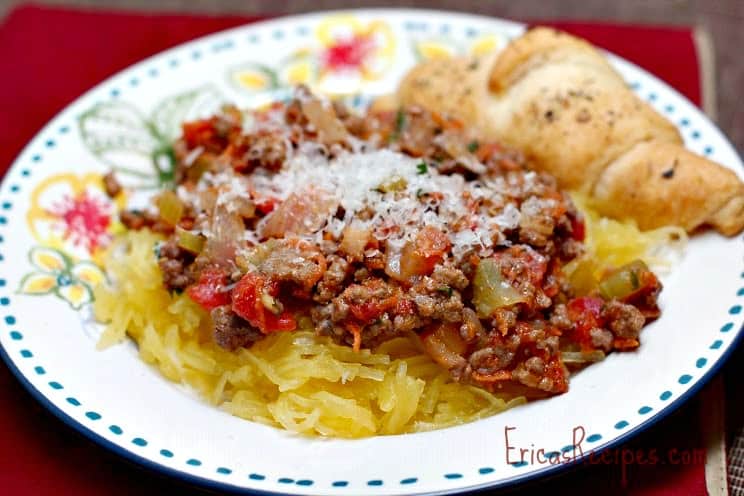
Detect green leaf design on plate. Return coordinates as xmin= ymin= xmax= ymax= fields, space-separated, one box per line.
xmin=78 ymin=85 xmax=223 ymax=189
xmin=18 ymin=246 xmax=103 ymax=309
xmin=150 ymin=85 xmax=223 ymax=142
xmin=79 ymin=101 xmax=160 ymax=180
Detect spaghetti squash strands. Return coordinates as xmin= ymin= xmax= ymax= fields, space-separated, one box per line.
xmin=571 ymin=192 xmax=687 ymax=272
xmin=94 ymin=231 xmax=522 ymax=437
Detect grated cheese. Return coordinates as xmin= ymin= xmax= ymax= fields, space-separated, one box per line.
xmin=199 ymin=142 xmax=533 ymax=261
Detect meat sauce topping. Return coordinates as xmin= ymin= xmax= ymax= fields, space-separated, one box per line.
xmin=122 ymin=86 xmax=662 ymax=399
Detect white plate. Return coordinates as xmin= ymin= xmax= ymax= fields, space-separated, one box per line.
xmin=1 ymin=9 xmax=742 ymax=495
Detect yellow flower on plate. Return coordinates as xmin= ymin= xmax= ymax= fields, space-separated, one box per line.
xmin=26 ymin=173 xmax=126 ymax=263
xmin=414 ymin=40 xmax=459 ymax=59
xmin=314 ymin=15 xmax=396 ymax=94
xmin=280 ymin=54 xmax=318 ymax=86
xmin=230 ymin=15 xmax=395 ymax=97
xmin=231 ymin=64 xmax=279 ymax=92
xmin=18 ymin=246 xmax=106 ymax=310
xmin=469 ymin=34 xmax=504 ymax=56
xmin=414 ymin=33 xmax=506 ymax=60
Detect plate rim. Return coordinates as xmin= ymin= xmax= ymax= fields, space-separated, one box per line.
xmin=0 ymin=8 xmax=742 ymax=495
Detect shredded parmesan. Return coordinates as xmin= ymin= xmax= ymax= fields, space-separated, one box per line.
xmin=197 ymin=142 xmax=536 ymax=261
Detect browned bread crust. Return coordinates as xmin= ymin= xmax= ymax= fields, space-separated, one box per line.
xmin=392 ymin=27 xmax=744 ymax=235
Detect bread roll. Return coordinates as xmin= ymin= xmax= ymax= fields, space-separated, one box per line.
xmin=393 ymin=27 xmax=744 ymax=236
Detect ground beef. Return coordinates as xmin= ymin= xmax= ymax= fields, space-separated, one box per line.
xmin=410 ymin=275 xmax=465 ymax=323
xmin=460 ymin=307 xmax=485 ymax=343
xmin=396 ymin=106 xmax=440 ymax=157
xmin=602 ymin=300 xmax=646 ymax=339
xmin=312 ymin=278 xmax=406 ymax=346
xmin=357 ymin=314 xmax=397 ymax=349
xmin=211 ymin=306 xmax=263 ymax=350
xmin=392 ymin=310 xmax=423 ymax=333
xmin=314 ymin=255 xmax=350 ymax=304
xmin=120 ymin=209 xmax=172 ymax=234
xmin=519 ymin=196 xmax=558 ymax=247
xmin=310 ymin=304 xmax=338 ymax=338
xmin=492 ymin=308 xmax=517 ymax=335
xmin=120 ymin=210 xmax=148 ymax=230
xmin=512 ymin=357 xmax=550 ymax=390
xmin=244 ymin=132 xmax=287 ymax=172
xmin=352 ymin=267 xmax=370 ymax=282
xmin=337 ymin=278 xmax=398 ymax=315
xmin=256 ymin=241 xmax=326 ymax=292
xmin=469 ymin=343 xmax=517 ymax=374
xmin=536 ymin=335 xmax=560 ymax=354
xmin=158 ymin=239 xmax=194 ymax=291
xmin=492 ymin=245 xmax=551 ymax=313
xmin=549 ymin=303 xmax=572 ymax=330
xmin=362 ymin=249 xmax=385 ymax=272
xmin=559 ymin=238 xmax=584 ymax=260
xmin=589 ymin=327 xmax=614 ymax=351
xmin=431 ymin=263 xmax=469 ymax=291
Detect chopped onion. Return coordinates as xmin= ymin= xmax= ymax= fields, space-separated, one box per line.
xmin=421 ymin=323 xmax=467 ymax=369
xmin=157 ymin=190 xmax=184 ymax=226
xmin=340 ymin=223 xmax=371 ymax=260
xmin=204 ymin=205 xmax=244 ymax=266
xmin=563 ymin=256 xmax=598 ymax=296
xmin=473 ymin=258 xmax=525 ymax=317
xmin=300 ymin=98 xmax=348 ymax=145
xmin=175 ymin=226 xmax=205 ymax=254
xmin=598 ymin=260 xmax=648 ymax=300
xmin=259 ymin=190 xmax=337 ymax=238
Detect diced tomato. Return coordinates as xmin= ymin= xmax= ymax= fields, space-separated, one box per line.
xmin=232 ymin=273 xmax=297 ymax=334
xmin=182 ymin=114 xmax=241 ymax=153
xmin=253 ymin=197 xmax=277 ymax=215
xmin=567 ymin=296 xmax=605 ymax=350
xmin=613 ymin=338 xmax=640 ymax=350
xmin=415 ymin=226 xmax=451 ymax=259
xmin=394 ymin=227 xmax=452 ymax=280
xmin=492 ymin=245 xmax=548 ymax=287
xmin=394 ymin=298 xmax=416 ymax=316
xmin=186 ymin=269 xmax=232 ymax=311
xmin=182 ymin=120 xmax=226 ymax=153
xmin=348 ymin=295 xmax=398 ymax=324
xmin=543 ymin=354 xmax=569 ymax=393
xmin=182 ymin=120 xmax=214 ymax=148
xmin=349 ymin=301 xmax=388 ymax=322
xmin=571 ymin=216 xmax=586 ymax=242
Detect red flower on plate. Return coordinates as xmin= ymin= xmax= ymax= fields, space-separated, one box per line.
xmin=50 ymin=191 xmax=112 ymax=253
xmin=322 ymin=34 xmax=375 ymax=71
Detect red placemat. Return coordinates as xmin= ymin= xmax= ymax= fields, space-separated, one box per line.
xmin=0 ymin=4 xmax=710 ymax=495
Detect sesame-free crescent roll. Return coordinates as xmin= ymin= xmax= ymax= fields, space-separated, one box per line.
xmin=393 ymin=27 xmax=744 ymax=235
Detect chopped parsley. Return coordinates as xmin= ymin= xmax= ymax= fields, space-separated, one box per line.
xmin=389 ymin=109 xmax=407 ymax=142
xmin=416 ymin=188 xmax=426 ymax=198
xmin=437 ymin=286 xmax=453 ymax=297
xmin=416 ymin=162 xmax=428 ymax=175
xmin=630 ymin=270 xmax=640 ymax=290
xmin=467 ymin=140 xmax=479 ymax=153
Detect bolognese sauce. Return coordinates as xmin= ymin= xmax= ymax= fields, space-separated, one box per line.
xmin=123 ymin=86 xmax=661 ymax=399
